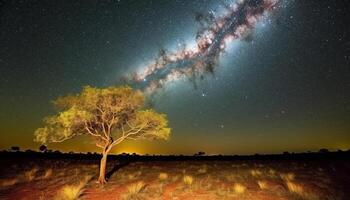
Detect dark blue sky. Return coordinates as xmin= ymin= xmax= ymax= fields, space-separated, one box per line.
xmin=1 ymin=0 xmax=349 ymax=154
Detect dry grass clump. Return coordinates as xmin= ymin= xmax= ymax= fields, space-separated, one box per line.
xmin=257 ymin=180 xmax=268 ymax=190
xmin=42 ymin=168 xmax=53 ymax=179
xmin=226 ymin=174 xmax=236 ymax=181
xmin=286 ymin=181 xmax=304 ymax=196
xmin=39 ymin=192 xmax=47 ymax=200
xmin=56 ymin=182 xmax=85 ymax=200
xmin=198 ymin=165 xmax=207 ymax=174
xmin=258 ymin=164 xmax=264 ymax=168
xmin=250 ymin=169 xmax=262 ymax=177
xmin=0 ymin=178 xmax=18 ymax=187
xmin=128 ymin=171 xmax=142 ymax=180
xmin=54 ymin=176 xmax=91 ymax=200
xmin=124 ymin=181 xmax=146 ymax=199
xmin=280 ymin=172 xmax=295 ymax=181
xmin=183 ymin=175 xmax=194 ymax=186
xmin=128 ymin=174 xmax=136 ymax=180
xmin=73 ymin=168 xmax=81 ymax=177
xmin=91 ymin=164 xmax=99 ymax=169
xmin=215 ymin=187 xmax=230 ymax=197
xmin=233 ymin=183 xmax=246 ymax=194
xmin=158 ymin=172 xmax=168 ymax=181
xmin=268 ymin=168 xmax=277 ymax=177
xmin=58 ymin=171 xmax=66 ymax=177
xmin=171 ymin=175 xmax=179 ymax=182
xmin=25 ymin=167 xmax=39 ymax=181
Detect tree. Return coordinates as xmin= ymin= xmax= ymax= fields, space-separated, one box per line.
xmin=11 ymin=146 xmax=20 ymax=151
xmin=34 ymin=86 xmax=171 ymax=184
xmin=194 ymin=151 xmax=205 ymax=156
xmin=39 ymin=144 xmax=47 ymax=152
xmin=319 ymin=148 xmax=329 ymax=154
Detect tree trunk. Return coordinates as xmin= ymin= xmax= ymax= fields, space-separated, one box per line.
xmin=98 ymin=151 xmax=108 ymax=184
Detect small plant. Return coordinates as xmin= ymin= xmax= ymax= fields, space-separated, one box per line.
xmin=226 ymin=174 xmax=236 ymax=181
xmin=280 ymin=172 xmax=295 ymax=181
xmin=268 ymin=168 xmax=277 ymax=177
xmin=39 ymin=192 xmax=47 ymax=200
xmin=74 ymin=168 xmax=80 ymax=177
xmin=56 ymin=182 xmax=85 ymax=200
xmin=128 ymin=171 xmax=142 ymax=180
xmin=216 ymin=187 xmax=230 ymax=197
xmin=198 ymin=165 xmax=207 ymax=174
xmin=0 ymin=178 xmax=18 ymax=187
xmin=55 ymin=176 xmax=91 ymax=200
xmin=25 ymin=167 xmax=38 ymax=181
xmin=286 ymin=181 xmax=304 ymax=195
xmin=128 ymin=174 xmax=136 ymax=180
xmin=250 ymin=169 xmax=262 ymax=177
xmin=125 ymin=181 xmax=146 ymax=199
xmin=158 ymin=172 xmax=168 ymax=181
xmin=233 ymin=183 xmax=246 ymax=194
xmin=171 ymin=175 xmax=179 ymax=182
xmin=183 ymin=175 xmax=194 ymax=186
xmin=257 ymin=180 xmax=268 ymax=190
xmin=42 ymin=168 xmax=53 ymax=179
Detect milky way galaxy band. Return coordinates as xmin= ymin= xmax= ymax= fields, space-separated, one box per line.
xmin=129 ymin=0 xmax=280 ymax=94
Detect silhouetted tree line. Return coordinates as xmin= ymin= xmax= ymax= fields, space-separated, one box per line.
xmin=1 ymin=147 xmax=350 ymax=162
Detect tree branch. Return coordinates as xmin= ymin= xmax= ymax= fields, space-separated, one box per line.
xmin=96 ymin=142 xmax=105 ymax=149
xmin=84 ymin=122 xmax=108 ymax=142
xmin=51 ymin=133 xmax=76 ymax=143
xmin=110 ymin=122 xmax=148 ymax=147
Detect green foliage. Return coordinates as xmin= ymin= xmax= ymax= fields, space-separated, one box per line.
xmin=34 ymin=86 xmax=171 ymax=146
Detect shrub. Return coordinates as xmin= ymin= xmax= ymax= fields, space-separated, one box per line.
xmin=0 ymin=178 xmax=18 ymax=187
xmin=25 ymin=167 xmax=38 ymax=181
xmin=57 ymin=184 xmax=84 ymax=200
xmin=257 ymin=180 xmax=268 ymax=190
xmin=183 ymin=175 xmax=194 ymax=186
xmin=286 ymin=181 xmax=304 ymax=195
xmin=233 ymin=183 xmax=246 ymax=194
xmin=125 ymin=181 xmax=146 ymax=199
xmin=158 ymin=173 xmax=168 ymax=181
xmin=42 ymin=169 xmax=53 ymax=179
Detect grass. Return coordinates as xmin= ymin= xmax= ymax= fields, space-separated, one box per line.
xmin=281 ymin=172 xmax=295 ymax=181
xmin=250 ymin=169 xmax=262 ymax=177
xmin=286 ymin=181 xmax=304 ymax=195
xmin=268 ymin=168 xmax=277 ymax=178
xmin=257 ymin=180 xmax=268 ymax=190
xmin=55 ymin=176 xmax=91 ymax=200
xmin=124 ymin=181 xmax=146 ymax=199
xmin=183 ymin=175 xmax=194 ymax=186
xmin=128 ymin=171 xmax=142 ymax=180
xmin=0 ymin=159 xmax=346 ymax=200
xmin=158 ymin=172 xmax=168 ymax=181
xmin=233 ymin=183 xmax=246 ymax=194
xmin=197 ymin=165 xmax=207 ymax=174
xmin=0 ymin=178 xmax=18 ymax=187
xmin=42 ymin=168 xmax=53 ymax=179
xmin=56 ymin=183 xmax=85 ymax=200
xmin=24 ymin=167 xmax=38 ymax=181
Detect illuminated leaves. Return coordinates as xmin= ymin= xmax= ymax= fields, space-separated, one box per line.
xmin=34 ymin=86 xmax=171 ymax=147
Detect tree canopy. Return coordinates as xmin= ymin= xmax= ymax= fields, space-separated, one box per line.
xmin=34 ymin=85 xmax=170 ymax=149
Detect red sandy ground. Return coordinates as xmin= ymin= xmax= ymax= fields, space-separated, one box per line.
xmin=0 ymin=159 xmax=349 ymax=200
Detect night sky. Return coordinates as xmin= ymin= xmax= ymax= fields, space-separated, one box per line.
xmin=1 ymin=0 xmax=350 ymax=155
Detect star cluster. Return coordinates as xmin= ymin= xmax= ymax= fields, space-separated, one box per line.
xmin=0 ymin=0 xmax=349 ymax=154
xmin=129 ymin=0 xmax=282 ymax=95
